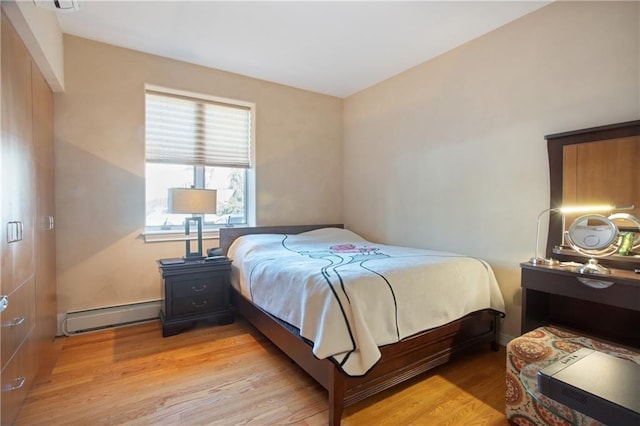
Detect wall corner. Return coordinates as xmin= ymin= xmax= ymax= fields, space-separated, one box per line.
xmin=2 ymin=0 xmax=65 ymax=92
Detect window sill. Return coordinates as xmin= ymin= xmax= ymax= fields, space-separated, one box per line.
xmin=141 ymin=225 xmax=249 ymax=243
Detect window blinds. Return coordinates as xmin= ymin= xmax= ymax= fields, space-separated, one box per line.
xmin=145 ymin=90 xmax=252 ymax=168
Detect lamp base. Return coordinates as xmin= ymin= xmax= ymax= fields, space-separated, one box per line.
xmin=530 ymin=257 xmax=560 ymax=266
xmin=183 ymin=216 xmax=204 ymax=259
xmin=183 ymin=254 xmax=205 ymax=262
xmin=577 ymin=258 xmax=610 ymax=275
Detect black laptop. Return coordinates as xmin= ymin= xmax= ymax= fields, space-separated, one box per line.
xmin=538 ymin=348 xmax=640 ymax=426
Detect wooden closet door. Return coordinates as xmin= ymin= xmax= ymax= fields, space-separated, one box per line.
xmin=0 ymin=12 xmax=35 ymax=298
xmin=1 ymin=11 xmax=38 ymax=426
xmin=32 ymin=63 xmax=57 ymax=369
xmin=0 ymin=11 xmax=3 ymax=422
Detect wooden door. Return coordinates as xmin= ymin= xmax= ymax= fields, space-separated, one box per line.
xmin=0 ymin=11 xmax=3 ymax=422
xmin=1 ymin=11 xmax=38 ymax=425
xmin=32 ymin=62 xmax=57 ymax=372
xmin=0 ymin=12 xmax=35 ymax=297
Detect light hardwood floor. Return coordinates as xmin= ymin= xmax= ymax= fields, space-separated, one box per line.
xmin=16 ymin=319 xmax=509 ymax=425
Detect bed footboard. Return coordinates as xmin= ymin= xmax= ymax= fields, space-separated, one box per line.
xmin=233 ymin=288 xmax=500 ymax=425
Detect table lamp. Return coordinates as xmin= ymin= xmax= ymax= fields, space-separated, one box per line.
xmin=168 ymin=188 xmax=217 ymax=260
xmin=530 ymin=204 xmax=617 ymax=266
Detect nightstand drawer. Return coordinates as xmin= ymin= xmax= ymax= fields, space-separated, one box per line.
xmin=173 ymin=294 xmax=225 ymax=316
xmin=171 ymin=275 xmax=223 ymax=299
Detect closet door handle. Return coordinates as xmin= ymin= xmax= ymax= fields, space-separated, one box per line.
xmin=4 ymin=377 xmax=25 ymax=392
xmin=44 ymin=216 xmax=54 ymax=231
xmin=6 ymin=221 xmax=23 ymax=243
xmin=0 ymin=296 xmax=8 ymax=313
xmin=7 ymin=222 xmax=15 ymax=243
xmin=6 ymin=316 xmax=25 ymax=327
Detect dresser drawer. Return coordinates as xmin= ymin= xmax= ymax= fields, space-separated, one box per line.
xmin=1 ymin=276 xmax=36 ymax=370
xmin=521 ymin=267 xmax=640 ymax=311
xmin=1 ymin=331 xmax=37 ymax=426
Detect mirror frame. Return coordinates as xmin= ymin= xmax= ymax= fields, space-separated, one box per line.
xmin=546 ymin=119 xmax=640 ymax=268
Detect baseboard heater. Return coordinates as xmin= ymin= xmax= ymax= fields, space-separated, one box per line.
xmin=62 ymin=301 xmax=162 ymax=335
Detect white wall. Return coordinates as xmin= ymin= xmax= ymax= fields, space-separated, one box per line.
xmin=55 ymin=36 xmax=343 ymax=314
xmin=343 ymin=1 xmax=640 ymax=339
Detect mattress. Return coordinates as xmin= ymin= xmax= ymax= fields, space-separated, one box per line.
xmin=228 ymin=227 xmax=505 ymax=376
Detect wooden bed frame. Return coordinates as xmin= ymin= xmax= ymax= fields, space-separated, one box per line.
xmin=220 ymin=224 xmax=502 ymax=425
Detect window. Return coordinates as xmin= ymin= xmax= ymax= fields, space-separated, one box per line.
xmin=145 ymin=86 xmax=254 ymax=235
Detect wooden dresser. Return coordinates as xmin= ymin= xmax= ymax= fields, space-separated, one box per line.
xmin=527 ymin=121 xmax=640 ymax=350
xmin=1 ymin=11 xmax=58 ymax=424
xmin=520 ymin=262 xmax=640 ymax=348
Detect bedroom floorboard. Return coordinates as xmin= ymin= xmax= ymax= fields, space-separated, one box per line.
xmin=16 ymin=318 xmax=508 ymax=425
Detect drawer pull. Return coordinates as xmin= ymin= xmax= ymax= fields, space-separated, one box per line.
xmin=192 ymin=300 xmax=208 ymax=308
xmin=577 ymin=277 xmax=614 ymax=289
xmin=191 ymin=284 xmax=207 ymax=292
xmin=6 ymin=316 xmax=25 ymax=327
xmin=4 ymin=376 xmax=25 ymax=392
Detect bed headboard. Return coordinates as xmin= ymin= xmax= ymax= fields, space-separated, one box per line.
xmin=219 ymin=224 xmax=344 ymax=255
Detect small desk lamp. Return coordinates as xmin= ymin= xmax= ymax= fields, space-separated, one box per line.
xmin=530 ymin=204 xmax=617 ymax=266
xmin=168 ymin=188 xmax=217 ymax=260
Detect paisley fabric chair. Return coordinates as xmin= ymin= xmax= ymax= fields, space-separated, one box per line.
xmin=505 ymin=326 xmax=640 ymax=426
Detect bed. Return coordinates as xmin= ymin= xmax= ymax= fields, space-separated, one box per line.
xmin=220 ymin=224 xmax=505 ymax=425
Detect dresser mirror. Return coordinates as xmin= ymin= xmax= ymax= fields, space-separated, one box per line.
xmin=563 ymin=213 xmax=640 ymax=274
xmin=565 ymin=214 xmax=618 ymax=252
xmin=545 ymin=120 xmax=640 ymax=269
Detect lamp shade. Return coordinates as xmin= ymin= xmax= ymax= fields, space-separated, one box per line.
xmin=168 ymin=188 xmax=217 ymax=214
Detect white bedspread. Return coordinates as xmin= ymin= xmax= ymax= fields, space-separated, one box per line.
xmin=228 ymin=227 xmax=505 ymax=376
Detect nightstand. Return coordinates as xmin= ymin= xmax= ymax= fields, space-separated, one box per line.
xmin=158 ymin=257 xmax=234 ymax=337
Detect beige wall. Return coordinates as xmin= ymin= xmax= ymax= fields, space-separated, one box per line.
xmin=2 ymin=0 xmax=64 ymax=91
xmin=343 ymin=1 xmax=640 ymax=339
xmin=54 ymin=2 xmax=640 ymax=337
xmin=55 ymin=36 xmax=343 ymax=314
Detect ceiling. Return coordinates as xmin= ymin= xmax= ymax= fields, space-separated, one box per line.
xmin=55 ymin=1 xmax=551 ymax=98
